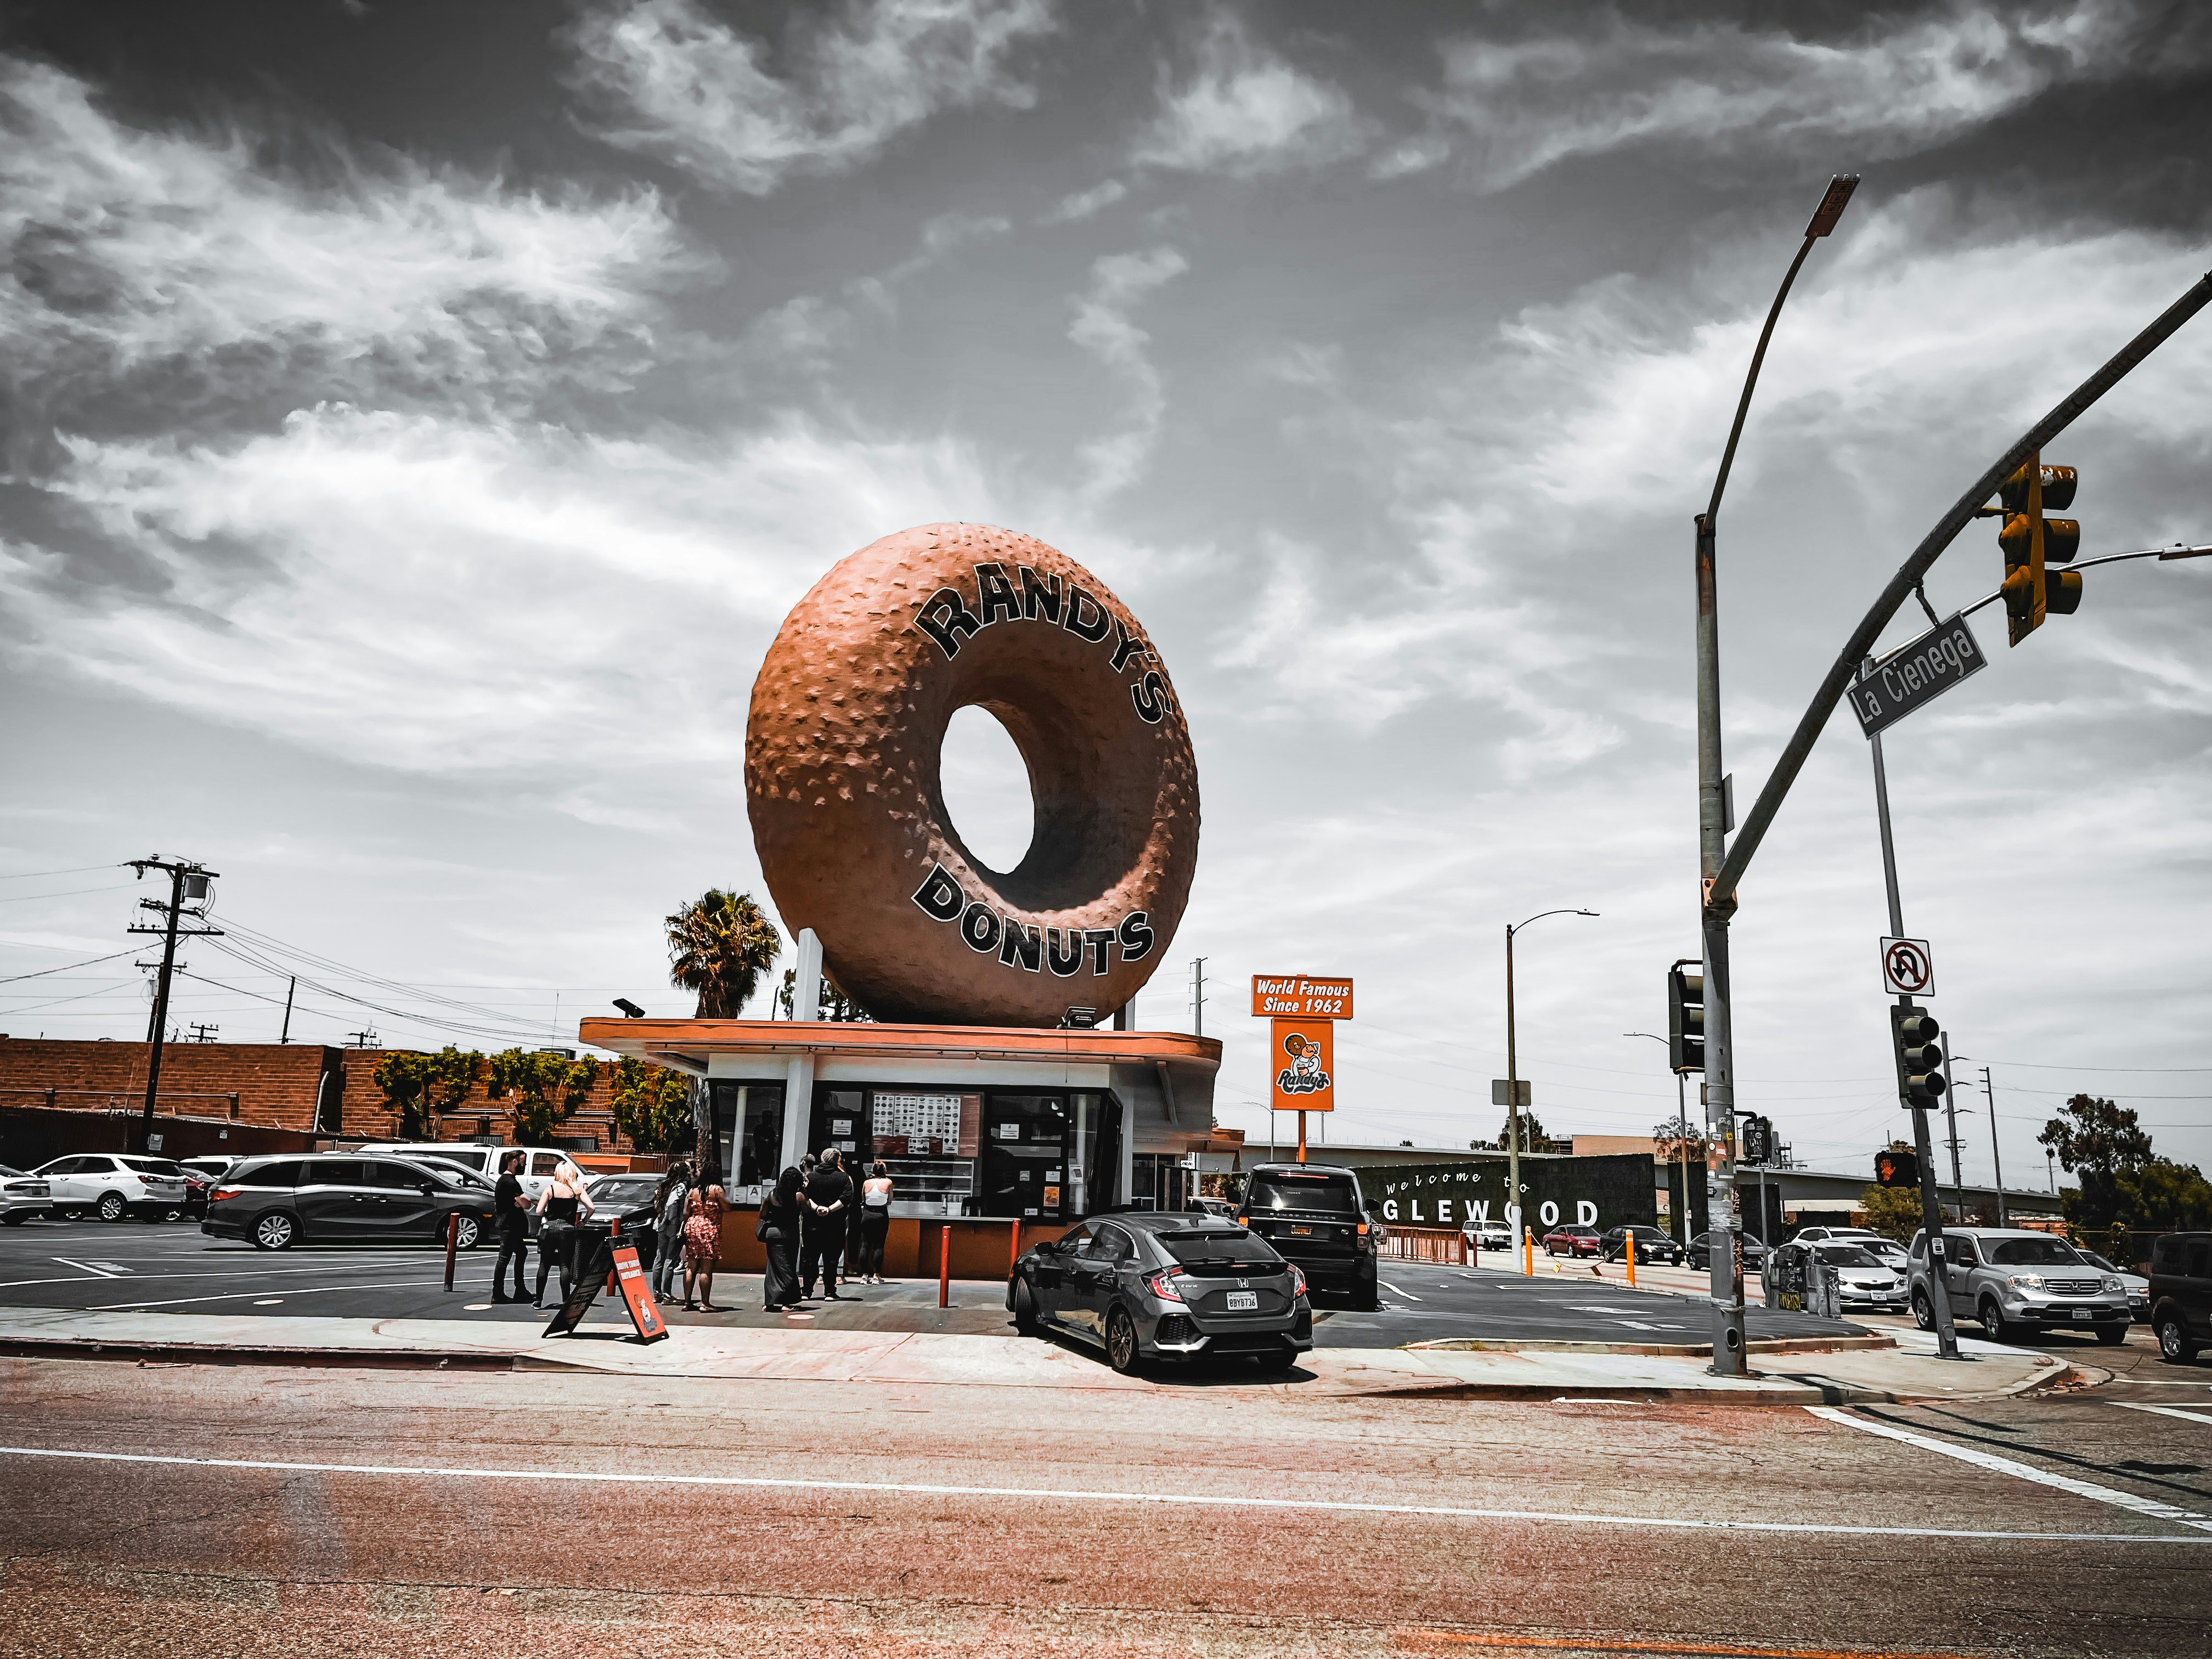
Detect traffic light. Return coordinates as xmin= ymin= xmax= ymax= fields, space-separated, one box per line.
xmin=1992 ymin=451 xmax=2082 ymax=646
xmin=1667 ymin=961 xmax=1704 ymax=1073
xmin=1874 ymin=1145 xmax=1922 ymax=1187
xmin=1889 ymin=1003 xmax=1946 ymax=1108
xmin=1740 ymin=1114 xmax=1773 ymax=1164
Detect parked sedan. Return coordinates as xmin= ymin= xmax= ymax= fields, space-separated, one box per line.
xmin=1789 ymin=1241 xmax=1907 ymax=1310
xmin=1688 ymin=1231 xmax=1770 ymax=1272
xmin=1599 ymin=1225 xmax=1684 ymax=1266
xmin=580 ymin=1173 xmax=664 ymax=1273
xmin=2079 ymin=1250 xmax=2150 ymax=1324
xmin=1008 ymin=1213 xmax=1312 ymax=1375
xmin=203 ymin=1153 xmax=498 ymax=1251
xmin=1542 ymin=1224 xmax=1603 ymax=1259
xmin=0 ymin=1163 xmax=54 ymax=1226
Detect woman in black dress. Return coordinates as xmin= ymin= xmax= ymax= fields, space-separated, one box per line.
xmin=760 ymin=1165 xmax=804 ymax=1312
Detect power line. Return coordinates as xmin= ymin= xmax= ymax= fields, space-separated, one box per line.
xmin=0 ymin=862 xmax=126 ymax=881
xmin=0 ymin=883 xmax=136 ymax=905
xmin=0 ymin=947 xmax=140 ymax=984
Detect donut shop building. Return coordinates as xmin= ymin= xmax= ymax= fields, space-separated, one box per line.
xmin=579 ymin=1015 xmax=1229 ymax=1274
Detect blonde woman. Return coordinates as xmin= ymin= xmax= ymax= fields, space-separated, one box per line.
xmin=682 ymin=1183 xmax=727 ymax=1311
xmin=531 ymin=1160 xmax=595 ymax=1309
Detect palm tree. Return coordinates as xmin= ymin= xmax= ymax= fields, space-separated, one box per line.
xmin=665 ymin=889 xmax=783 ymax=1018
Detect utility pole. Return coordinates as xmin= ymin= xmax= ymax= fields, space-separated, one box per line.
xmin=1982 ymin=1066 xmax=2006 ymax=1226
xmin=280 ymin=975 xmax=296 ymax=1043
xmin=1869 ymin=723 xmax=1960 ymax=1358
xmin=125 ymin=857 xmax=222 ymax=1156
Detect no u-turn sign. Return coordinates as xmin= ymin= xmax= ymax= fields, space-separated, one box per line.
xmin=1881 ymin=936 xmax=1933 ymax=997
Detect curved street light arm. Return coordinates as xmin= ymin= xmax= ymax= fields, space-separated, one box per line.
xmin=1711 ymin=270 xmax=2212 ymax=912
xmin=1510 ymin=907 xmax=1600 ymax=936
xmin=1706 ymin=236 xmax=1819 ymax=527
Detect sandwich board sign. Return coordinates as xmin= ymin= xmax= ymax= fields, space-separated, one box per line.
xmin=543 ymin=1237 xmax=668 ymax=1344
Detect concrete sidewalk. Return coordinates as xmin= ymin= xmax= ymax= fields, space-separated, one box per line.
xmin=0 ymin=1303 xmax=2067 ymax=1403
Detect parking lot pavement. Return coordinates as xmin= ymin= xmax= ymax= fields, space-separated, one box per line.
xmin=0 ymin=1221 xmax=1869 ymax=1347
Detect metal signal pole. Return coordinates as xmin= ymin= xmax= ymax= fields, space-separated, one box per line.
xmin=126 ymin=857 xmax=223 ymax=1156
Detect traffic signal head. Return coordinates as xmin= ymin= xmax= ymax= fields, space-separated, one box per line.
xmin=1890 ymin=1004 xmax=1946 ymax=1107
xmin=1667 ymin=962 xmax=1705 ymax=1073
xmin=1740 ymin=1114 xmax=1773 ymax=1164
xmin=1874 ymin=1145 xmax=1922 ymax=1187
xmin=1994 ymin=454 xmax=2081 ymax=645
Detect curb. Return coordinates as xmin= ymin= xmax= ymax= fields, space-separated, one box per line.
xmin=1403 ymin=1333 xmax=1897 ymax=1358
xmin=0 ymin=1337 xmax=515 ymax=1372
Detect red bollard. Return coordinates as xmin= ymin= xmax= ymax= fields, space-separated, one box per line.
xmin=939 ymin=1224 xmax=951 ymax=1310
xmin=443 ymin=1211 xmax=459 ymax=1292
xmin=607 ymin=1217 xmax=620 ymax=1296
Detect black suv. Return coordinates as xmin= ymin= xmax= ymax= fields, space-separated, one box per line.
xmin=2150 ymin=1232 xmax=2211 ymax=1364
xmin=1233 ymin=1163 xmax=1379 ymax=1310
xmin=204 ymin=1153 xmax=499 ymax=1251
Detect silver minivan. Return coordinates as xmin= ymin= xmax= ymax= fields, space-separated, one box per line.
xmin=1907 ymin=1227 xmax=2131 ymax=1345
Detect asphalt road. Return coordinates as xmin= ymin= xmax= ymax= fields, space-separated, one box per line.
xmin=0 ymin=1218 xmax=1866 ymax=1347
xmin=3 ymin=1351 xmax=2209 ymax=1657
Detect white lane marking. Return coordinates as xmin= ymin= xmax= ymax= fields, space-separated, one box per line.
xmin=0 ymin=1445 xmax=2205 ymax=1543
xmin=49 ymin=1258 xmax=123 ymax=1279
xmin=1378 ymin=1282 xmax=1421 ymax=1301
xmin=0 ymin=1255 xmax=454 ymax=1292
xmin=2111 ymin=1402 xmax=2212 ymax=1427
xmin=89 ymin=1277 xmax=489 ymax=1311
xmin=1807 ymin=1407 xmax=2212 ymax=1534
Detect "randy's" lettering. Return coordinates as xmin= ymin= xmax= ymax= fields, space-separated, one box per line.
xmin=912 ymin=562 xmax=1173 ymax=726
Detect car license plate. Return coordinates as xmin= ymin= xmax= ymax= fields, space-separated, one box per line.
xmin=1226 ymin=1291 xmax=1259 ymax=1311
xmin=2076 ymin=1313 xmax=2096 ymax=1323
xmin=1289 ymin=1224 xmax=1312 ymax=1235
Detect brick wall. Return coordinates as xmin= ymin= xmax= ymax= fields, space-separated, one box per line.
xmin=0 ymin=1038 xmax=341 ymax=1133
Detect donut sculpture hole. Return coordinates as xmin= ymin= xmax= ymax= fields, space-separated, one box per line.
xmin=745 ymin=523 xmax=1198 ymax=1028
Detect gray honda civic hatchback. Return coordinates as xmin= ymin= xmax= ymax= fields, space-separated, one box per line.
xmin=1008 ymin=1212 xmax=1313 ymax=1374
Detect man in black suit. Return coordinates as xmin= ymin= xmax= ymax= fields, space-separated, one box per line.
xmin=801 ymin=1149 xmax=853 ymax=1301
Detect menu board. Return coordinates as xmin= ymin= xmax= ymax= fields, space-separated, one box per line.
xmin=872 ymin=1091 xmax=963 ymax=1156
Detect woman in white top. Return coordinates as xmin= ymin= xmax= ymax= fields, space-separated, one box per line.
xmin=856 ymin=1161 xmax=894 ymax=1284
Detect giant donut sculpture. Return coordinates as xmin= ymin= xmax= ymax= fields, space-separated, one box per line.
xmin=744 ymin=523 xmax=1198 ymax=1028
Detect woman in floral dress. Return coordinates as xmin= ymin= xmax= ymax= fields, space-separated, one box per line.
xmin=681 ymin=1183 xmax=726 ymax=1311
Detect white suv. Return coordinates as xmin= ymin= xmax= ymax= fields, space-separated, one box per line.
xmin=33 ymin=1154 xmax=190 ymax=1222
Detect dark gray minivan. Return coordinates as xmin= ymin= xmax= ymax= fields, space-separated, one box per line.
xmin=2149 ymin=1232 xmax=2211 ymax=1363
xmin=203 ymin=1154 xmax=498 ymax=1251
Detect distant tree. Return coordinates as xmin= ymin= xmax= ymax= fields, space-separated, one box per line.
xmin=608 ymin=1058 xmax=693 ymax=1154
xmin=776 ymin=967 xmax=872 ymax=1022
xmin=2109 ymin=1158 xmax=2212 ymax=1235
xmin=1857 ymin=1184 xmax=1925 ymax=1244
xmin=2040 ymin=1094 xmax=2154 ymax=1230
xmin=667 ymin=890 xmax=782 ymax=1018
xmin=1498 ymin=1109 xmax=1550 ymax=1154
xmin=372 ymin=1046 xmax=479 ymax=1139
xmin=1652 ymin=1114 xmax=1707 ymax=1163
xmin=485 ymin=1049 xmax=600 ymax=1144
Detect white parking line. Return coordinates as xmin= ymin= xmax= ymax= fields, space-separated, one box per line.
xmin=1378 ymin=1282 xmax=1421 ymax=1301
xmin=91 ymin=1276 xmax=493 ymax=1311
xmin=0 ymin=1444 xmax=2205 ymax=1543
xmin=2111 ymin=1402 xmax=2212 ymax=1427
xmin=48 ymin=1258 xmax=124 ymax=1279
xmin=1806 ymin=1406 xmax=2212 ymax=1534
xmin=0 ymin=1255 xmax=462 ymax=1292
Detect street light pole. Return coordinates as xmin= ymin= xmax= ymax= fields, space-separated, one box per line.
xmin=1694 ymin=175 xmax=1859 ymax=1378
xmin=1505 ymin=909 xmax=1598 ymax=1249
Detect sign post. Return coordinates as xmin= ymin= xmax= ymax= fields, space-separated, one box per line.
xmin=1253 ymin=976 xmax=1353 ymax=1163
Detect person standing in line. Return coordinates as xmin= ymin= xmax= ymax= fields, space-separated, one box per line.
xmin=532 ymin=1160 xmax=595 ymax=1309
xmin=802 ymin=1149 xmax=854 ymax=1300
xmin=856 ymin=1160 xmax=894 ymax=1285
xmin=651 ymin=1159 xmax=692 ymax=1303
xmin=795 ymin=1152 xmax=818 ymax=1290
xmin=760 ymin=1166 xmax=804 ymax=1312
xmin=491 ymin=1150 xmax=531 ymax=1303
xmin=681 ymin=1182 xmax=726 ymax=1311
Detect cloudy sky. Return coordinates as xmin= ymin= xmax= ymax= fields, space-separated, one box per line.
xmin=4 ymin=0 xmax=2209 ymax=1188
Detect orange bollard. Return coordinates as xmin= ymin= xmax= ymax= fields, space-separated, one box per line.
xmin=938 ymin=1224 xmax=951 ymax=1310
xmin=1627 ymin=1229 xmax=1637 ymax=1289
xmin=444 ymin=1211 xmax=459 ymax=1292
xmin=1009 ymin=1217 xmax=1022 ymax=1273
xmin=1522 ymin=1226 xmax=1533 ymax=1277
